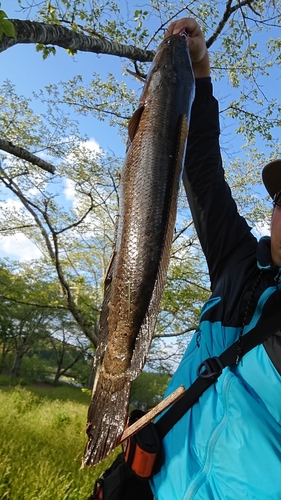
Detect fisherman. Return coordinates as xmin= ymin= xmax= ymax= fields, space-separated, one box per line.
xmin=150 ymin=18 xmax=281 ymax=500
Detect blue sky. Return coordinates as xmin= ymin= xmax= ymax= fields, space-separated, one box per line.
xmin=0 ymin=0 xmax=128 ymax=155
xmin=0 ymin=0 xmax=135 ymax=260
xmin=2 ymin=0 xmax=280 ymax=149
xmin=0 ymin=0 xmax=279 ymax=261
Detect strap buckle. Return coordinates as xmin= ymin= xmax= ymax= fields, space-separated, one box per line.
xmin=196 ymin=356 xmax=224 ymax=379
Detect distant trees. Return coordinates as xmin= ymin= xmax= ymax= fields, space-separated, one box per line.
xmin=0 ymin=261 xmax=92 ymax=382
xmin=130 ymin=371 xmax=170 ymax=412
xmin=47 ymin=314 xmax=91 ymax=384
xmin=0 ymin=263 xmax=47 ymax=376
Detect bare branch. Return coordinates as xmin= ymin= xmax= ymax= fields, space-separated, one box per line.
xmin=55 ymin=194 xmax=96 ymax=235
xmin=39 ymin=208 xmax=99 ymax=346
xmin=0 ymin=139 xmax=56 ymax=173
xmin=0 ymin=224 xmax=36 ymax=232
xmin=173 ymin=220 xmax=193 ymax=243
xmin=153 ymin=326 xmax=197 ymax=338
xmin=53 ymin=98 xmax=130 ymax=121
xmin=0 ymin=166 xmax=57 ymax=260
xmin=206 ymin=0 xmax=258 ymax=48
xmin=246 ymin=0 xmax=261 ymax=16
xmin=221 ymin=104 xmax=281 ymax=127
xmin=144 ymin=4 xmax=194 ymax=49
xmin=0 ymin=292 xmax=69 ymax=311
xmin=0 ymin=167 xmax=98 ymax=346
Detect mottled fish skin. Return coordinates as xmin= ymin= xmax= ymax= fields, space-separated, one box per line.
xmin=84 ymin=35 xmax=195 ymax=466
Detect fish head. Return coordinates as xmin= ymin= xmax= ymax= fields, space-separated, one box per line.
xmin=126 ymin=35 xmax=195 ymax=144
xmin=142 ymin=35 xmax=194 ymax=98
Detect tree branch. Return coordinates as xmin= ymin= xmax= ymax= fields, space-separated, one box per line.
xmin=0 ymin=168 xmax=98 ymax=346
xmin=206 ymin=0 xmax=258 ymax=48
xmin=172 ymin=220 xmax=193 ymax=243
xmin=0 ymin=292 xmax=69 ymax=311
xmin=54 ymin=99 xmax=130 ymax=122
xmin=153 ymin=326 xmax=197 ymax=338
xmin=38 ymin=210 xmax=99 ymax=346
xmin=1 ymin=19 xmax=155 ymax=62
xmin=222 ymin=104 xmax=281 ymax=127
xmin=55 ymin=190 xmax=108 ymax=235
xmin=0 ymin=139 xmax=56 ymax=174
xmin=0 ymin=166 xmax=57 ymax=260
xmin=0 ymin=224 xmax=36 ymax=232
xmin=57 ymin=350 xmax=84 ymax=377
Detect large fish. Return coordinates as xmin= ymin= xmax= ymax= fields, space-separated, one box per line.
xmin=84 ymin=34 xmax=195 ymax=466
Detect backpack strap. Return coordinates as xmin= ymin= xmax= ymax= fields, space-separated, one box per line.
xmin=88 ymin=293 xmax=280 ymax=499
xmin=156 ymin=292 xmax=281 ymax=439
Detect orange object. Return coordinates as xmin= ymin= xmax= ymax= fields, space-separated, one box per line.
xmin=123 ymin=410 xmax=162 ymax=479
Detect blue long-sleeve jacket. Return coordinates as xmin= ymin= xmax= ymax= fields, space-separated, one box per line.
xmin=151 ymin=78 xmax=281 ymax=500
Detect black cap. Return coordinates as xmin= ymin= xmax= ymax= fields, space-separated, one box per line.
xmin=262 ymin=159 xmax=281 ymax=199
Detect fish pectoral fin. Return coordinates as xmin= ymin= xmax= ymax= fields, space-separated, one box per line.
xmin=126 ymin=68 xmax=146 ymax=83
xmin=104 ymin=250 xmax=116 ymax=286
xmin=128 ymin=105 xmax=145 ymax=142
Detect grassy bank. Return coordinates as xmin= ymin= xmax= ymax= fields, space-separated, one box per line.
xmin=0 ymin=383 xmax=116 ymax=499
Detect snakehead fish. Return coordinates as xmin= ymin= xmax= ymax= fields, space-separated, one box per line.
xmin=84 ymin=34 xmax=195 ymax=466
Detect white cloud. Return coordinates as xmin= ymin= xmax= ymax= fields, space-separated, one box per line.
xmin=63 ymin=137 xmax=102 ymax=203
xmin=64 ymin=178 xmax=76 ymax=201
xmin=0 ymin=197 xmax=23 ymax=212
xmin=28 ymin=186 xmax=41 ymax=196
xmin=0 ymin=233 xmax=42 ymax=261
xmin=83 ymin=138 xmax=102 ymax=154
xmin=0 ymin=198 xmax=41 ymax=261
xmin=66 ymin=137 xmax=102 ymax=164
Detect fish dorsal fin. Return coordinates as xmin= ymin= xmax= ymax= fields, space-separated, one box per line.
xmin=128 ymin=105 xmax=145 ymax=142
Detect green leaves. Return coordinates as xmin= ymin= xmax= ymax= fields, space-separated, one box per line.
xmin=130 ymin=371 xmax=170 ymax=411
xmin=0 ymin=9 xmax=15 ymax=40
xmin=35 ymin=43 xmax=57 ymax=59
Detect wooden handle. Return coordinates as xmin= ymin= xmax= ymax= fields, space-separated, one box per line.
xmin=120 ymin=385 xmax=186 ymax=443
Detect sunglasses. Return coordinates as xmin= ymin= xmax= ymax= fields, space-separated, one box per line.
xmin=273 ymin=190 xmax=281 ymax=208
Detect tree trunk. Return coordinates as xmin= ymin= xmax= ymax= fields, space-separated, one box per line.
xmin=53 ymin=369 xmax=62 ymax=384
xmin=10 ymin=352 xmax=24 ymax=377
xmin=0 ymin=345 xmax=9 ymax=374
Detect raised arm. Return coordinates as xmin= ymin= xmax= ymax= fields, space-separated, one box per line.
xmin=167 ymin=19 xmax=256 ymax=290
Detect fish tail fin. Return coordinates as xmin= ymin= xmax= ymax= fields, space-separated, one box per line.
xmin=83 ymin=373 xmax=131 ymax=466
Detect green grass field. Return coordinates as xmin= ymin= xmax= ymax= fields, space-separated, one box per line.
xmin=0 ymin=381 xmax=117 ymax=499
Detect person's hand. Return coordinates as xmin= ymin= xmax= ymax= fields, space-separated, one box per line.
xmin=165 ymin=18 xmax=210 ymax=78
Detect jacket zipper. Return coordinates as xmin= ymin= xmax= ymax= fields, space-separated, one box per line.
xmin=183 ymin=371 xmax=232 ymax=500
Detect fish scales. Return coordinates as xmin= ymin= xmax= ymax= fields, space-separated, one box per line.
xmin=84 ymin=34 xmax=195 ymax=466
